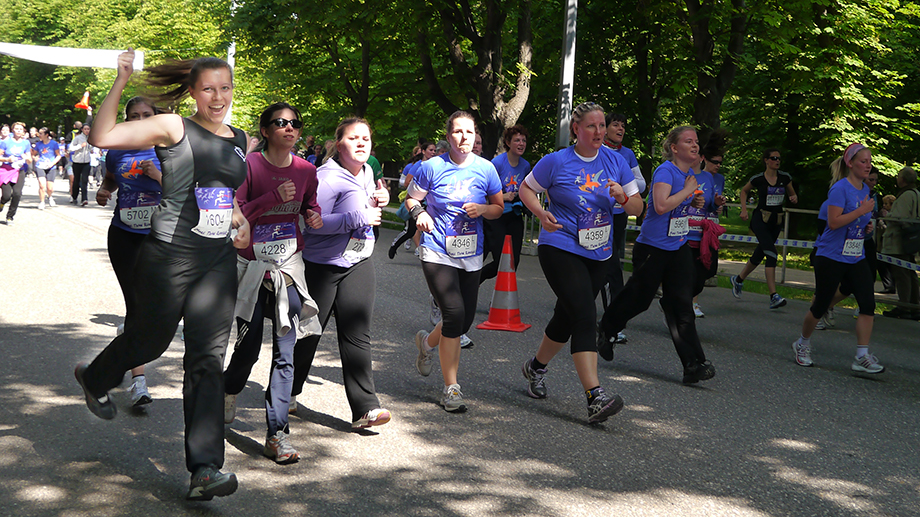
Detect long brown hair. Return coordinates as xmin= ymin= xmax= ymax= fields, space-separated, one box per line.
xmin=144 ymin=57 xmax=233 ymax=105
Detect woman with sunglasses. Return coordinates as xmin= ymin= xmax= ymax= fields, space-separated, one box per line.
xmin=291 ymin=117 xmax=393 ymax=429
xmin=222 ymin=102 xmax=322 ymax=464
xmin=731 ymin=148 xmax=798 ymax=308
xmin=408 ymin=111 xmax=503 ymax=412
xmin=690 ymin=137 xmax=727 ymax=317
xmin=94 ymin=96 xmax=166 ymax=408
xmin=76 ymin=49 xmax=250 ymax=501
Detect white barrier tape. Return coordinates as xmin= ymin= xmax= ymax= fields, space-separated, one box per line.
xmin=625 ymin=224 xmax=920 ymax=271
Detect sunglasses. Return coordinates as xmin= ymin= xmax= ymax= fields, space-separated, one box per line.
xmin=269 ymin=118 xmax=303 ymax=129
xmin=767 ymin=156 xmax=781 ymax=161
xmin=708 ymin=159 xmax=723 ymax=165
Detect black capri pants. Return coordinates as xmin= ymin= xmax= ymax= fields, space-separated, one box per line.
xmin=810 ymin=255 xmax=875 ymax=319
xmin=749 ymin=209 xmax=783 ymax=268
xmin=421 ymin=261 xmax=480 ymax=338
xmin=538 ymin=244 xmax=608 ymax=354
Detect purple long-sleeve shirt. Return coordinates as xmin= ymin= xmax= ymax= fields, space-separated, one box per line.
xmin=302 ymin=158 xmax=377 ymax=268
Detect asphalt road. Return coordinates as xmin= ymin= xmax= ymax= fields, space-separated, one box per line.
xmin=1 ymin=179 xmax=919 ymax=517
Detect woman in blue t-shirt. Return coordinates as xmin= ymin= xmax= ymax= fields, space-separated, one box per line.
xmin=598 ymin=125 xmax=716 ymax=385
xmin=95 ymin=96 xmax=164 ymax=408
xmin=406 ymin=111 xmax=503 ymax=413
xmin=792 ymin=143 xmax=883 ymax=374
xmin=519 ymin=102 xmax=641 ymax=423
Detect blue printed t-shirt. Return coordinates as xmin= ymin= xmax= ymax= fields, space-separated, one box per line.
xmin=637 ymin=161 xmax=696 ymax=251
xmin=0 ymin=138 xmax=31 ymax=171
xmin=491 ymin=152 xmax=530 ymax=215
xmin=106 ymin=148 xmax=163 ymax=234
xmin=524 ymin=145 xmax=639 ymax=261
xmin=412 ymin=153 xmax=502 ymax=271
xmin=815 ymin=178 xmax=872 ymax=264
xmin=610 ymin=146 xmax=640 ymax=215
xmin=32 ymin=140 xmax=60 ymax=169
xmin=684 ymin=169 xmax=719 ymax=243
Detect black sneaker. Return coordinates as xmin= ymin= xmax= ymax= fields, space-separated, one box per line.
xmin=187 ymin=466 xmax=238 ymax=501
xmin=74 ymin=363 xmax=116 ymax=420
xmin=586 ymin=387 xmax=624 ymax=423
xmin=596 ymin=322 xmax=615 ymax=362
xmin=521 ymin=358 xmax=547 ymax=399
xmin=682 ymin=361 xmax=716 ymax=384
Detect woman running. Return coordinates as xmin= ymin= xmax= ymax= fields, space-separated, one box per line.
xmin=518 ymin=102 xmax=641 ymax=422
xmin=598 ymin=126 xmax=716 ymax=385
xmin=408 ymin=111 xmax=503 ymax=412
xmin=389 ymin=141 xmax=436 ymax=258
xmin=75 ymin=49 xmax=250 ymax=501
xmin=731 ymin=148 xmax=798 ymax=308
xmin=0 ymin=122 xmax=32 ymax=225
xmin=32 ymin=127 xmax=62 ymax=210
xmin=792 ymin=144 xmax=883 ymax=373
xmin=291 ymin=117 xmax=393 ymax=429
xmin=222 ymin=102 xmax=323 ymax=464
xmin=95 ymin=96 xmax=165 ymax=407
xmin=690 ymin=144 xmax=727 ymax=317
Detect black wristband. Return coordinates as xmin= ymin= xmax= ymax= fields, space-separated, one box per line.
xmin=409 ymin=204 xmax=426 ymax=221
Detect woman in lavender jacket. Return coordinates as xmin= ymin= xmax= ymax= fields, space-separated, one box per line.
xmin=292 ymin=117 xmax=393 ymax=429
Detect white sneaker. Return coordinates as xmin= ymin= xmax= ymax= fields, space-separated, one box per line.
xmin=224 ymin=393 xmax=237 ymax=424
xmin=415 ymin=331 xmax=432 ymax=376
xmin=429 ymin=295 xmax=442 ymax=326
xmin=128 ymin=375 xmax=153 ymax=406
xmin=352 ymin=408 xmax=392 ymax=428
xmin=459 ymin=334 xmax=474 ymax=349
xmin=792 ymin=339 xmax=813 ymax=367
xmin=38 ymin=200 xmax=45 ymax=210
xmin=440 ymin=384 xmax=466 ymax=412
xmin=852 ymin=354 xmax=885 ymax=374
xmin=47 ymin=197 xmax=56 ymax=207
xmin=693 ymin=303 xmax=705 ymax=318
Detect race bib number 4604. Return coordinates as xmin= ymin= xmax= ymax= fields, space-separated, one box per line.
xmin=191 ymin=187 xmax=234 ymax=238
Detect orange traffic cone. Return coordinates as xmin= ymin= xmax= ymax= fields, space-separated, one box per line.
xmin=477 ymin=235 xmax=531 ymax=332
xmin=75 ymin=91 xmax=90 ymax=110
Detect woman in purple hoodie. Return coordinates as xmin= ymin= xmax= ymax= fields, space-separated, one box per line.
xmin=292 ymin=117 xmax=393 ymax=429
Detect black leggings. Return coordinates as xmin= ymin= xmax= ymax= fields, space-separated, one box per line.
xmin=107 ymin=226 xmax=148 ymax=328
xmin=480 ymin=211 xmax=524 ymax=282
xmin=83 ymin=238 xmax=237 ymax=473
xmin=390 ymin=219 xmax=417 ymax=250
xmin=601 ymin=242 xmax=707 ymax=368
xmin=811 ymin=256 xmax=875 ymax=319
xmin=421 ymin=261 xmax=480 ymax=338
xmin=292 ymin=259 xmax=380 ymax=421
xmin=749 ymin=210 xmax=783 ymax=268
xmin=0 ymin=169 xmax=26 ymax=219
xmin=538 ymin=245 xmax=608 ymax=354
xmin=71 ymin=161 xmax=90 ymax=203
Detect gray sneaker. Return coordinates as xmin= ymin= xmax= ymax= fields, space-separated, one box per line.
xmin=415 ymin=330 xmax=432 ymax=376
xmin=521 ymin=359 xmax=547 ymax=399
xmin=730 ymin=275 xmax=743 ymax=299
xmin=263 ymin=430 xmax=300 ymax=464
xmin=440 ymin=384 xmax=467 ymax=412
xmin=128 ymin=375 xmax=152 ymax=406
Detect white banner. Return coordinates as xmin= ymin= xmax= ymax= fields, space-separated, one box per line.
xmin=0 ymin=42 xmax=144 ymax=70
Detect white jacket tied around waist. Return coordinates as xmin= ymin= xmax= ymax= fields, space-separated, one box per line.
xmin=235 ymin=252 xmax=322 ymax=338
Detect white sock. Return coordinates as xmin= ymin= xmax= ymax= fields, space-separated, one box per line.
xmin=799 ymin=335 xmax=810 ymax=346
xmin=856 ymin=346 xmax=868 ymax=359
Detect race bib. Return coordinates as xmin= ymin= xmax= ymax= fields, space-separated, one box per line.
xmin=445 ymin=219 xmax=478 ymax=258
xmin=253 ymin=222 xmax=298 ymax=265
xmin=191 ymin=187 xmax=234 ymax=239
xmin=577 ymin=211 xmax=611 ymax=251
xmin=118 ymin=191 xmax=161 ymax=230
xmin=766 ymin=186 xmax=785 ymax=206
xmin=842 ymin=225 xmax=865 ymax=257
xmin=342 ymin=226 xmax=376 ymax=263
xmin=685 ymin=206 xmax=707 ymax=234
xmin=668 ymin=206 xmax=690 ymax=237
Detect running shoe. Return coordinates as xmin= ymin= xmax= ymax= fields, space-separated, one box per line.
xmin=693 ymin=303 xmax=705 ymax=318
xmin=614 ymin=332 xmax=627 ymax=344
xmin=187 ymin=466 xmax=238 ymax=501
xmin=596 ymin=322 xmax=616 ymax=362
xmin=224 ymin=393 xmax=237 ymax=424
xmin=521 ymin=358 xmax=547 ymax=399
xmin=730 ymin=275 xmax=743 ymax=299
xmin=459 ymin=334 xmax=474 ymax=349
xmin=289 ymin=395 xmax=297 ymax=414
xmin=792 ymin=339 xmax=813 ymax=367
xmin=415 ymin=330 xmax=432 ymax=376
xmin=47 ymin=197 xmax=55 ymax=207
xmin=851 ymin=354 xmax=885 ymax=374
xmin=128 ymin=375 xmax=153 ymax=407
xmin=816 ymin=312 xmax=833 ymax=329
xmin=263 ymin=430 xmax=300 ymax=464
xmin=769 ymin=293 xmax=787 ymax=309
xmin=814 ymin=318 xmax=827 ymax=331
xmin=440 ymin=384 xmax=467 ymax=412
xmin=405 ymin=240 xmax=411 ymax=251
xmin=352 ymin=408 xmax=392 ymax=429
xmin=81 ymin=200 xmax=88 ymax=206
xmin=429 ymin=295 xmax=441 ymax=326
xmin=682 ymin=361 xmax=716 ymax=384
xmin=5 ymin=218 xmax=13 ymax=226
xmin=826 ymin=307 xmax=836 ymax=326
xmin=38 ymin=200 xmax=45 ymax=210
xmin=74 ymin=363 xmax=117 ymax=420
xmin=387 ymin=245 xmax=398 ymax=259
xmin=586 ymin=387 xmax=624 ymax=423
